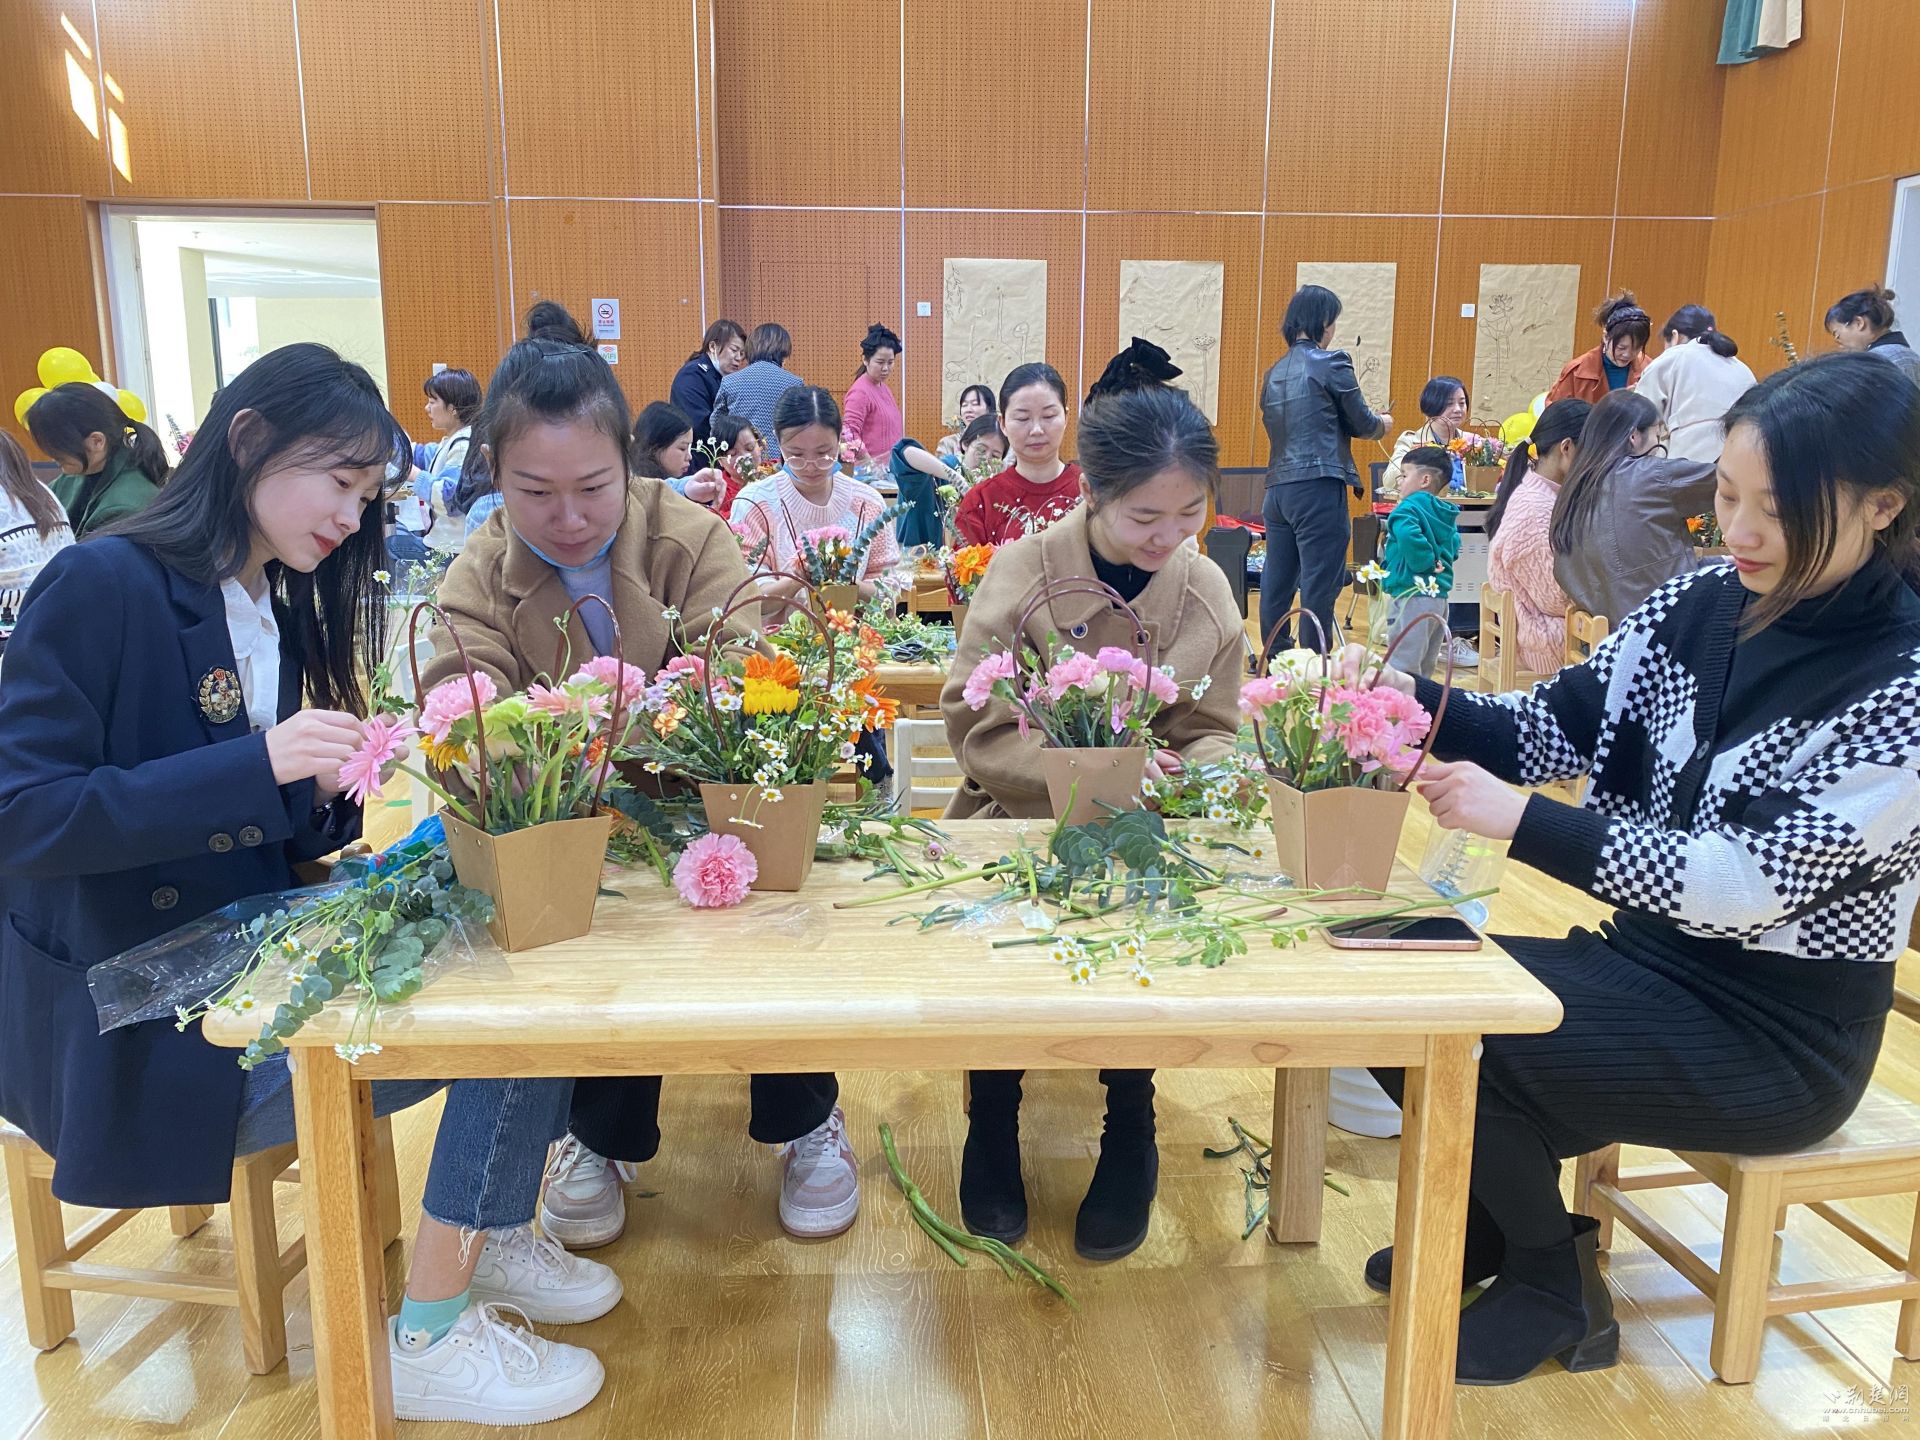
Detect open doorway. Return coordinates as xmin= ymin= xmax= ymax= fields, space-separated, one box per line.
xmin=101 ymin=208 xmax=385 ymax=461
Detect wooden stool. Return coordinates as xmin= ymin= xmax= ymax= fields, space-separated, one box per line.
xmin=1 ymin=1114 xmax=404 ymax=1375
xmin=1475 ymin=584 xmax=1542 ymax=694
xmin=1572 ymin=1084 xmax=1920 ymax=1384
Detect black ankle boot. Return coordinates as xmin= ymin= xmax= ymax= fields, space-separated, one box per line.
xmin=959 ymin=1107 xmax=1027 ymax=1244
xmin=1364 ymin=1199 xmax=1505 ymax=1295
xmin=1074 ymin=1103 xmax=1158 ymax=1261
xmin=1455 ymin=1215 xmax=1619 ymax=1386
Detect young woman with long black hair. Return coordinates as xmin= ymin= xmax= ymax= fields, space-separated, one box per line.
xmin=25 ymin=382 xmax=170 ymax=538
xmin=1339 ymin=352 xmax=1920 ymax=1386
xmin=0 ymin=344 xmax=616 ymax=1425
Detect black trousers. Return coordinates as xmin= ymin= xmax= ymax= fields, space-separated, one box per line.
xmin=567 ymin=1073 xmax=838 ymax=1164
xmin=1259 ymin=479 xmax=1352 ymax=657
xmin=1374 ymin=927 xmax=1886 ymax=1251
xmin=967 ymin=1067 xmax=1156 ymax=1116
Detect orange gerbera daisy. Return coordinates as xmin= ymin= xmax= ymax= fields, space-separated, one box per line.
xmin=744 ymin=652 xmax=801 ymax=689
xmin=851 ymin=675 xmax=899 ymax=730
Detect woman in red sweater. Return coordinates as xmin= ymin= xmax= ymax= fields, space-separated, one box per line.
xmin=954 ymin=362 xmax=1082 ymax=545
xmin=841 ymin=323 xmax=904 ymax=464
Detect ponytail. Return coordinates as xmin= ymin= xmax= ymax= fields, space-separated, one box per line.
xmin=1662 ymin=304 xmax=1740 ymax=359
xmin=25 ymin=382 xmax=172 ymax=489
xmin=125 ymin=419 xmax=171 ymax=487
xmin=1487 ymin=397 xmax=1590 ymax=540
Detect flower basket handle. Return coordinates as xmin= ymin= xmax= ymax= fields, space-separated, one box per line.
xmin=1248 ymin=605 xmax=1334 ymax=781
xmin=1374 ymin=608 xmax=1456 ymax=793
xmin=1012 ymin=576 xmax=1155 ymax=667
xmin=550 ymin=594 xmax=628 ymax=815
xmin=696 ymin=573 xmax=838 ymax=745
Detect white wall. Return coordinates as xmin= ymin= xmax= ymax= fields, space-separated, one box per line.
xmin=250 ymin=296 xmax=389 ymax=401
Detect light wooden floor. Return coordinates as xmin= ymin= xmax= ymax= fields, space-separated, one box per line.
xmin=7 ymin=600 xmax=1918 ymax=1438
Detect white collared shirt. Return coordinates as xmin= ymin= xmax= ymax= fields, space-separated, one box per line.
xmin=220 ymin=577 xmax=281 ymax=734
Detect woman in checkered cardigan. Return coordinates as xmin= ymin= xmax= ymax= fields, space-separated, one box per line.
xmin=1347 ymin=353 xmax=1920 ymax=1387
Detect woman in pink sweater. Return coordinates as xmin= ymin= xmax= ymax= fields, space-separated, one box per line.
xmin=1486 ymin=399 xmax=1590 ymax=675
xmin=841 ymin=322 xmax=904 ymax=464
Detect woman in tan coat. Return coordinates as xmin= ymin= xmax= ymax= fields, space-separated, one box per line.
xmin=940 ymin=349 xmax=1245 ymax=1261
xmin=422 ymin=331 xmax=863 ymax=1256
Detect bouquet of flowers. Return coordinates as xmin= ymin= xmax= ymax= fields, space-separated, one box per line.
xmin=964 ymin=640 xmax=1189 ymax=750
xmin=940 ymin=543 xmax=995 ymax=606
xmin=1444 ymin=431 xmax=1510 ymax=469
xmin=1687 ymin=512 xmax=1724 ymax=549
xmin=791 ymin=500 xmax=909 ymax=588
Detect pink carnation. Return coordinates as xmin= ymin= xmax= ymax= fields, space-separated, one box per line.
xmin=1094 ymin=646 xmax=1139 ymax=674
xmin=527 ymin=683 xmax=579 ymax=717
xmin=1145 ymin=666 xmax=1178 ymax=706
xmin=660 ymin=655 xmax=706 ymax=686
xmin=803 ymin=525 xmax=851 ymax=547
xmin=338 ymin=714 xmax=417 ymax=805
xmin=420 ymin=672 xmax=499 ymax=744
xmin=1238 ymin=675 xmax=1284 ymax=715
xmin=673 ymin=832 xmax=758 ymax=908
xmin=963 ymin=650 xmax=1020 ymax=710
xmin=1045 ymin=651 xmax=1103 ymax=701
xmin=569 ymin=655 xmax=649 ymax=711
xmin=1323 ymin=685 xmax=1432 ymax=776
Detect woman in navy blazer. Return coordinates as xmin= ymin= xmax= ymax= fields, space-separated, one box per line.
xmin=0 ymin=345 xmax=614 ymax=1424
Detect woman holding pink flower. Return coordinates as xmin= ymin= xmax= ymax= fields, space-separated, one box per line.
xmin=419 ymin=336 xmax=863 ymax=1263
xmin=941 ymin=349 xmax=1246 ymax=1264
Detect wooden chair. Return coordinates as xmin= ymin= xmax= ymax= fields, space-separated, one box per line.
xmin=1564 ymin=607 xmax=1610 ymax=667
xmin=2 ymin=1114 xmax=403 ymax=1375
xmin=1476 ymin=584 xmax=1533 ymax=693
xmin=891 ymin=717 xmax=964 ymax=815
xmin=1571 ymin=1084 xmax=1920 ymax=1384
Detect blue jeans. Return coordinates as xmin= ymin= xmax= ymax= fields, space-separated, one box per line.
xmin=234 ymin=1056 xmax=572 ymax=1232
xmin=1260 ymin=480 xmax=1353 ymax=657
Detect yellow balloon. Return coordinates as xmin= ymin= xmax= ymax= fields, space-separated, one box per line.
xmin=14 ymin=387 xmax=48 ymax=427
xmin=37 ymin=346 xmax=98 ymax=389
xmin=1500 ymin=410 xmax=1538 ymax=447
xmin=117 ymin=389 xmax=149 ymax=423
xmin=1530 ymin=391 xmax=1547 ymax=418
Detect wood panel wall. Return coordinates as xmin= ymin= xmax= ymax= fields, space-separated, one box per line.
xmin=1706 ymin=0 xmax=1920 ymax=372
xmin=3 ymin=0 xmax=1909 ymax=464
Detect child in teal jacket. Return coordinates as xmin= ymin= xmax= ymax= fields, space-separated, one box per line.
xmin=1380 ymin=446 xmax=1459 ymax=675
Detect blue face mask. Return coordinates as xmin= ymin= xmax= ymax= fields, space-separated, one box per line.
xmin=515 ymin=528 xmax=616 ymax=573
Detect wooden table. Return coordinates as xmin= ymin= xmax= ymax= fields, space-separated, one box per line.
xmin=205 ymin=821 xmax=1561 ymax=1440
xmin=872 ymin=660 xmax=948 ymax=707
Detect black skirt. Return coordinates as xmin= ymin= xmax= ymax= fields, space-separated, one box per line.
xmin=1476 ymin=918 xmax=1890 ymax=1161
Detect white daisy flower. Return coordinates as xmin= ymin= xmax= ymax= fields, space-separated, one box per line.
xmin=1068 ymin=959 xmax=1095 ymax=984
xmin=1130 ymin=962 xmax=1154 ymax=987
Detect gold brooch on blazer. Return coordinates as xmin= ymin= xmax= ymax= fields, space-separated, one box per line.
xmin=197 ymin=667 xmax=243 ymax=725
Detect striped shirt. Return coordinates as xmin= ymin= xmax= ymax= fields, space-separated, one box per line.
xmin=714 ymin=361 xmax=806 ymax=459
xmin=735 ymin=470 xmax=899 ymax=581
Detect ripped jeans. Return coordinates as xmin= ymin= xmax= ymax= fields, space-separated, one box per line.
xmin=232 ymin=1056 xmax=572 ymax=1232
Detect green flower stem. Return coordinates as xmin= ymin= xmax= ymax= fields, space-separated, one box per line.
xmin=387 ymin=764 xmax=479 ymax=828
xmin=832 ymin=862 xmax=1013 ymax=910
xmin=878 ymin=1122 xmax=1077 ymax=1307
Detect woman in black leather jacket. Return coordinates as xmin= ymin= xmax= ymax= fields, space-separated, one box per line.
xmin=1258 ymin=284 xmax=1391 ymax=655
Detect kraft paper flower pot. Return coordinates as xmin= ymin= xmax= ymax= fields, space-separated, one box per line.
xmin=818 ymin=583 xmax=860 ymax=617
xmin=442 ymin=811 xmax=615 ymax=953
xmin=1040 ymin=746 xmax=1149 ymax=826
xmin=699 ymin=780 xmax=830 ymax=891
xmin=1265 ymin=779 xmax=1411 ymax=893
xmin=1464 ymin=464 xmax=1503 ymax=493
xmin=950 ymin=602 xmax=968 ymax=640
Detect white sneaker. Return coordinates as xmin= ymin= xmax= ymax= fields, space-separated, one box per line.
xmin=1447 ymin=635 xmax=1481 ymax=668
xmin=776 ymin=1106 xmax=860 ymax=1238
xmin=468 ymin=1224 xmax=623 ymax=1324
xmin=538 ymin=1136 xmax=634 ymax=1249
xmin=390 ymin=1302 xmax=604 ymax=1425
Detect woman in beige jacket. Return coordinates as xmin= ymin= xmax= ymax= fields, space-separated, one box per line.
xmin=940 ymin=352 xmax=1245 ymax=1262
xmin=422 ymin=335 xmax=862 ymax=1258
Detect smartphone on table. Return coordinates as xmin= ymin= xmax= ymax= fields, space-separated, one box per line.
xmin=1322 ymin=915 xmax=1484 ymax=951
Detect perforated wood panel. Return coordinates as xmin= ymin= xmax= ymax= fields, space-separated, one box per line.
xmin=1703 ymin=195 xmax=1824 ymax=376
xmin=93 ymin=0 xmax=306 ymax=199
xmin=720 ymin=208 xmax=901 ymax=391
xmin=712 ymin=0 xmax=899 ymax=206
xmin=1607 ymin=219 xmax=1713 ymax=343
xmin=1263 ymin=0 xmax=1454 ymax=216
xmin=496 ymin=0 xmax=698 ymax=199
xmin=508 ymin=199 xmax=709 ymax=408
xmin=1812 ymin=180 xmax=1899 ymax=342
xmin=1713 ymin=1 xmax=1843 ymax=216
xmin=1445 ymin=0 xmax=1632 ymax=218
xmin=1828 ymin=0 xmax=1920 ymax=188
xmin=1086 ymin=0 xmax=1267 ymax=213
xmin=1 ymin=197 xmax=105 ymax=454
xmin=1256 ymin=214 xmax=1439 ymax=463
xmin=300 ymin=0 xmax=493 ymax=202
xmin=903 ymin=0 xmax=1086 ymax=210
xmin=1432 ymin=216 xmax=1613 ymax=408
xmin=1615 ymin=0 xmax=1727 ymax=218
xmin=1084 ymin=214 xmax=1262 ymax=465
xmin=0 ymin=0 xmax=113 ymax=194
xmin=377 ymin=202 xmax=502 ymax=422
xmin=900 ymin=211 xmax=1082 ymax=445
